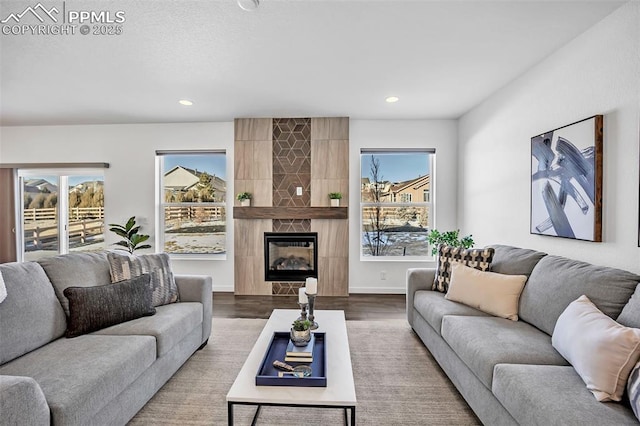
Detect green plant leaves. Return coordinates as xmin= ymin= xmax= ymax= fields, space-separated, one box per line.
xmin=108 ymin=216 xmax=150 ymax=254
xmin=427 ymin=229 xmax=474 ymax=256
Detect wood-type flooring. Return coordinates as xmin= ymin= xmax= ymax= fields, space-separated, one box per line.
xmin=212 ymin=292 xmax=406 ymax=320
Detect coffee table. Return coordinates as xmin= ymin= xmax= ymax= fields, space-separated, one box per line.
xmin=226 ymin=309 xmax=357 ymax=425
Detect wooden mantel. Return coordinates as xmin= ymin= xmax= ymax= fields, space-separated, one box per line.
xmin=233 ymin=206 xmax=348 ymax=220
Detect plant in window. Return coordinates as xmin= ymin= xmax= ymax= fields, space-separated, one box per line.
xmin=427 ymin=229 xmax=474 ymax=256
xmin=108 ymin=216 xmax=151 ymax=254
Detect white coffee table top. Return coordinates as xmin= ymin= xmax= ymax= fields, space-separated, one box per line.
xmin=226 ymin=309 xmax=357 ymax=407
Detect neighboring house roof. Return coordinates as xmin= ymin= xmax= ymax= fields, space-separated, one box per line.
xmin=389 ymin=175 xmax=430 ymax=194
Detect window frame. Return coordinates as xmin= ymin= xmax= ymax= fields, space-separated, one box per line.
xmin=16 ymin=168 xmax=105 ymax=262
xmin=359 ymin=149 xmax=435 ymax=261
xmin=156 ymin=150 xmax=228 ymax=260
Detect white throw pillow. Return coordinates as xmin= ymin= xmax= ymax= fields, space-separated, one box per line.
xmin=552 ymin=295 xmax=640 ymax=402
xmin=445 ymin=262 xmax=527 ymax=321
xmin=0 ymin=271 xmax=6 ymax=303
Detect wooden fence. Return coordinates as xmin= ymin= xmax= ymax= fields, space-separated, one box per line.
xmin=24 ymin=219 xmax=104 ymax=251
xmin=164 ymin=206 xmax=225 ymax=221
xmin=23 ymin=207 xmax=104 ymax=222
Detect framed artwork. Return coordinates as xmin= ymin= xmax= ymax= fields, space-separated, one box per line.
xmin=531 ymin=115 xmax=603 ymax=242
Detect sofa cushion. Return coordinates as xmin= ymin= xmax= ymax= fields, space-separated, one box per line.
xmin=441 ymin=316 xmax=568 ymax=389
xmin=493 ymin=364 xmax=639 ymax=425
xmin=433 ymin=245 xmax=494 ymax=292
xmin=0 ymin=262 xmax=67 ymax=364
xmin=552 ymin=295 xmax=640 ymax=402
xmin=38 ymin=252 xmax=112 ymax=317
xmin=107 ymin=252 xmax=179 ymax=306
xmin=520 ymin=255 xmax=640 ymax=335
xmin=618 ymin=283 xmax=640 ymax=328
xmin=487 ymin=244 xmax=547 ymax=276
xmin=413 ymin=290 xmax=489 ymax=335
xmin=0 ymin=375 xmax=50 ymax=425
xmin=0 ymin=334 xmax=156 ymax=425
xmin=94 ymin=302 xmax=202 ymax=356
xmin=446 ymin=263 xmax=527 ymax=321
xmin=64 ymin=274 xmax=156 ymax=338
xmin=627 ymin=362 xmax=640 ymax=421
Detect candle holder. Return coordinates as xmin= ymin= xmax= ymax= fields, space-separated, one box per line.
xmin=297 ymin=303 xmax=308 ymax=321
xmin=306 ymin=292 xmax=319 ymax=329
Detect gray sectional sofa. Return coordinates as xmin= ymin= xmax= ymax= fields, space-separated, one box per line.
xmin=0 ymin=252 xmax=212 ymax=426
xmin=407 ymin=245 xmax=640 ymax=425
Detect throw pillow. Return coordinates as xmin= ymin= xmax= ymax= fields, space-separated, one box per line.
xmin=627 ymin=361 xmax=640 ymax=421
xmin=64 ymin=274 xmax=156 ymax=338
xmin=445 ymin=263 xmax=527 ymax=321
xmin=551 ymin=295 xmax=640 ymax=402
xmin=107 ymin=252 xmax=179 ymax=307
xmin=433 ymin=245 xmax=495 ymax=292
xmin=0 ymin=271 xmax=6 ymax=303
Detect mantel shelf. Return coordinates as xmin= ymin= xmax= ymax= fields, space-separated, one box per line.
xmin=233 ymin=206 xmax=348 ymax=220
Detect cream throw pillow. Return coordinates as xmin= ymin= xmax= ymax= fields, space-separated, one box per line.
xmin=445 ymin=262 xmax=527 ymax=321
xmin=552 ymin=295 xmax=640 ymax=402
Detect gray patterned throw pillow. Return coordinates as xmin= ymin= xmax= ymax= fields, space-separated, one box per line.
xmin=433 ymin=245 xmax=495 ymax=293
xmin=107 ymin=252 xmax=179 ymax=306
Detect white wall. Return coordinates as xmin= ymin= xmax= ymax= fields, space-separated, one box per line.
xmin=349 ymin=119 xmax=458 ymax=292
xmin=458 ymin=1 xmax=640 ymax=274
xmin=0 ymin=122 xmax=236 ymax=290
xmin=0 ymin=119 xmax=457 ymax=294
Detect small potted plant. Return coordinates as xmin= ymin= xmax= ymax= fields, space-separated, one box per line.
xmin=290 ymin=319 xmax=312 ymax=346
xmin=329 ymin=192 xmax=342 ymax=207
xmin=427 ymin=229 xmax=474 ymax=256
xmin=237 ymin=192 xmax=252 ymax=207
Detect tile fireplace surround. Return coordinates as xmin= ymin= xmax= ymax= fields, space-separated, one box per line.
xmin=233 ymin=117 xmax=349 ymax=296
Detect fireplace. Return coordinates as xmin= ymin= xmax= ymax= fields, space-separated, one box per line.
xmin=264 ymin=232 xmax=318 ymax=282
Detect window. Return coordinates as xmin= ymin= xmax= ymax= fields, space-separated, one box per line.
xmin=360 ymin=150 xmax=434 ymax=259
xmin=18 ymin=169 xmax=105 ymax=261
xmin=157 ymin=151 xmax=227 ymax=257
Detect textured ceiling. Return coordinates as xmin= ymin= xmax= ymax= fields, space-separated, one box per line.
xmin=0 ymin=0 xmax=625 ymax=125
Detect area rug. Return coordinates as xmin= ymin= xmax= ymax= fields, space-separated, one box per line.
xmin=128 ymin=318 xmax=480 ymax=425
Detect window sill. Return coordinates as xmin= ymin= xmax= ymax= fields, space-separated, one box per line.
xmin=166 ymin=253 xmax=227 ymax=261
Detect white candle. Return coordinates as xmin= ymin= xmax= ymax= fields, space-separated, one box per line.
xmin=305 ymin=277 xmax=317 ymax=295
xmin=298 ymin=287 xmax=308 ymax=303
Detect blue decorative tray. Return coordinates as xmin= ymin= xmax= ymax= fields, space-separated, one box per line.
xmin=255 ymin=332 xmax=327 ymax=387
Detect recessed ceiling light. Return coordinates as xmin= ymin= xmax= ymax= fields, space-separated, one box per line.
xmin=385 ymin=96 xmax=399 ymax=103
xmin=238 ymin=0 xmax=259 ymax=11
xmin=179 ymin=100 xmax=193 ymax=106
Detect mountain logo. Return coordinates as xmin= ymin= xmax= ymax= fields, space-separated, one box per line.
xmin=1 ymin=3 xmax=60 ymax=24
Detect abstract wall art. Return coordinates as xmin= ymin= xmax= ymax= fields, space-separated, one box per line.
xmin=531 ymin=115 xmax=603 ymax=242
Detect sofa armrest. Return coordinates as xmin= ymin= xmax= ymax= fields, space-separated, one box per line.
xmin=0 ymin=375 xmax=50 ymax=426
xmin=406 ymin=268 xmax=436 ymax=327
xmin=175 ymin=275 xmax=213 ymax=345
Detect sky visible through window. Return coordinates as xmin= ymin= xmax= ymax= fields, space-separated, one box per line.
xmin=361 ymin=152 xmax=429 ymax=182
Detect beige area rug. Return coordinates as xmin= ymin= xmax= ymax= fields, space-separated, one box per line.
xmin=128 ymin=318 xmax=480 ymax=425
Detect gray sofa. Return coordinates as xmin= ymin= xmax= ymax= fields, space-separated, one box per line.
xmin=407 ymin=245 xmax=640 ymax=425
xmin=0 ymin=252 xmax=212 ymax=426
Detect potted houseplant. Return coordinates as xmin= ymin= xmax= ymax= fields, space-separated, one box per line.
xmin=426 ymin=229 xmax=474 ymax=256
xmin=108 ymin=216 xmax=151 ymax=254
xmin=290 ymin=319 xmax=312 ymax=346
xmin=237 ymin=192 xmax=252 ymax=207
xmin=329 ymin=192 xmax=342 ymax=207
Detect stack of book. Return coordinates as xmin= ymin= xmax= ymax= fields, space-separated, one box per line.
xmin=284 ymin=334 xmax=315 ymax=363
